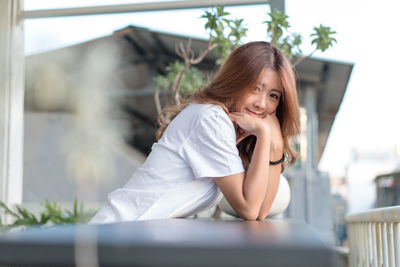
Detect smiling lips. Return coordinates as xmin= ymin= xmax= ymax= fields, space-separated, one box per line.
xmin=245 ymin=108 xmax=264 ymax=118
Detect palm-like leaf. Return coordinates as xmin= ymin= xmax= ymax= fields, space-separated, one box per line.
xmin=311 ymin=24 xmax=337 ymax=51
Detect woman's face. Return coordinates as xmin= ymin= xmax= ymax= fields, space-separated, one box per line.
xmin=234 ymin=69 xmax=282 ymax=118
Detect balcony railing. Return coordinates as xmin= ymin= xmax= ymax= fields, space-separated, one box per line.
xmin=345 ymin=205 xmax=400 ymax=267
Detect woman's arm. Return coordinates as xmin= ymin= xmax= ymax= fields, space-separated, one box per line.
xmin=256 ymin=114 xmax=284 ymax=220
xmin=256 ymin=155 xmax=282 ymax=220
xmin=214 ymin=112 xmax=272 ymax=220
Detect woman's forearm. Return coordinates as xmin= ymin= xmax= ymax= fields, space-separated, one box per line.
xmin=256 ymin=164 xmax=281 ymax=220
xmin=256 ymin=145 xmax=284 ymax=220
xmin=241 ymin=129 xmax=272 ymax=218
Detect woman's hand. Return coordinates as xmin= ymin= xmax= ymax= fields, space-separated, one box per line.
xmin=229 ymin=112 xmax=271 ymax=143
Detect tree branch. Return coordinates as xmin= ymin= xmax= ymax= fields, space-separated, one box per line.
xmin=154 ymin=89 xmax=162 ymax=115
xmin=171 ymin=39 xmax=218 ymax=105
xmin=293 ymin=49 xmax=316 ymax=67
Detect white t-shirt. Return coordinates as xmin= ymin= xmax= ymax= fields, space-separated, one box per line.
xmin=89 ymin=103 xmax=245 ymax=223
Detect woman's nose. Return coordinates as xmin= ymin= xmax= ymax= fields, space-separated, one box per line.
xmin=254 ymin=95 xmax=267 ymax=109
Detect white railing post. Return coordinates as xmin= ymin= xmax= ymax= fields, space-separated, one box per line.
xmin=382 ymin=222 xmax=389 ymax=267
xmin=0 ymin=0 xmax=24 ymax=212
xmin=372 ymin=222 xmax=378 ymax=267
xmin=394 ymin=223 xmax=400 ymax=266
xmin=363 ymin=223 xmax=369 ymax=266
xmin=388 ymin=222 xmax=395 ymax=266
xmin=346 ymin=206 xmax=400 ymax=267
xmin=367 ymin=222 xmax=373 ymax=265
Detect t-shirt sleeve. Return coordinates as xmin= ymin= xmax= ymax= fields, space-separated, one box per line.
xmin=178 ymin=108 xmax=245 ymax=179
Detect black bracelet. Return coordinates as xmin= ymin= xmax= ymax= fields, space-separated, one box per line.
xmin=269 ymin=154 xmax=285 ymax=165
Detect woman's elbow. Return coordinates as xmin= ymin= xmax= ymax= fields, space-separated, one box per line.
xmin=256 ymin=213 xmax=268 ymax=221
xmin=238 ymin=207 xmax=259 ymax=221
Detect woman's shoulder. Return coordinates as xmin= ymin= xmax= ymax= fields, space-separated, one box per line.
xmin=184 ymin=103 xmax=227 ymax=119
xmin=180 ymin=103 xmax=233 ymax=133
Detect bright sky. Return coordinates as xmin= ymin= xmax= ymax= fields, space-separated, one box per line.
xmin=24 ymin=0 xmax=400 ymax=177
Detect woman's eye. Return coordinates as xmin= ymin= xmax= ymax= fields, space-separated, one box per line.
xmin=253 ymin=87 xmax=261 ymax=93
xmin=270 ymin=93 xmax=280 ymax=100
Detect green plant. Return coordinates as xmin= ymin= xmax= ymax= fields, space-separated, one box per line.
xmin=153 ymin=6 xmax=337 ymax=113
xmin=201 ymin=6 xmax=248 ymax=63
xmin=264 ymin=8 xmax=337 ymax=65
xmin=154 ymin=6 xmax=247 ymax=113
xmin=154 ymin=59 xmax=206 ymax=113
xmin=0 ymin=198 xmax=95 ymax=230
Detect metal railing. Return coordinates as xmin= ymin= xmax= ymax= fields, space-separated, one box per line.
xmin=345 ymin=205 xmax=400 ymax=267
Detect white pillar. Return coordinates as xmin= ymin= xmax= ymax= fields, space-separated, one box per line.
xmin=304 ymin=87 xmax=318 ymax=170
xmin=304 ymin=86 xmax=318 ymax=223
xmin=0 ymin=0 xmax=24 ymax=207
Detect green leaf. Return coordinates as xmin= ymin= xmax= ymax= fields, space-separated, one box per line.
xmin=0 ymin=200 xmax=20 ymax=219
xmin=264 ymin=9 xmax=291 ymax=46
xmin=73 ymin=197 xmax=78 ymax=217
xmin=154 ymin=75 xmax=170 ymax=91
xmin=216 ymin=6 xmax=230 ymax=17
xmin=310 ymin=24 xmax=337 ymax=51
xmin=179 ymin=66 xmax=205 ymax=94
xmin=0 ymin=197 xmax=93 ymax=230
xmin=39 ymin=212 xmax=50 ymax=224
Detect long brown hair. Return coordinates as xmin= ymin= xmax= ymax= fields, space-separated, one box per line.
xmin=157 ymin=41 xmax=300 ymax=171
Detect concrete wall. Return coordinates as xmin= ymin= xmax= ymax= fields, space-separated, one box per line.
xmin=23 ymin=111 xmax=145 ymax=204
xmin=285 ymin=169 xmax=334 ymax=244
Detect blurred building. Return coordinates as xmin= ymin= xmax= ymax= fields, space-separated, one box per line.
xmin=328 ymin=175 xmax=348 ymax=246
xmin=375 ymin=170 xmax=400 ymax=208
xmin=325 ymin=146 xmax=400 ymax=246
xmin=345 ymin=147 xmax=400 ymax=214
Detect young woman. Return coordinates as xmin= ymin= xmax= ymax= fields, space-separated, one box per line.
xmin=89 ymin=41 xmax=300 ymax=223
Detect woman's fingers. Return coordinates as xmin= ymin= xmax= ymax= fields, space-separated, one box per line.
xmin=229 ymin=112 xmax=262 ymax=132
